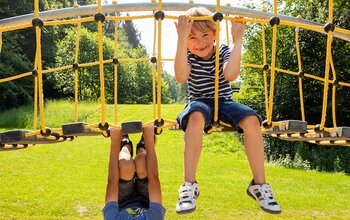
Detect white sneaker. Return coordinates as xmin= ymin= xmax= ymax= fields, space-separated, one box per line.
xmin=176 ymin=181 xmax=200 ymax=214
xmin=246 ymin=180 xmax=281 ymax=214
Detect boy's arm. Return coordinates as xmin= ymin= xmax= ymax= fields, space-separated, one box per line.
xmin=223 ymin=16 xmax=246 ymax=81
xmin=174 ymin=15 xmax=193 ymax=83
xmin=105 ymin=128 xmax=122 ymax=204
xmin=144 ymin=126 xmax=162 ymax=204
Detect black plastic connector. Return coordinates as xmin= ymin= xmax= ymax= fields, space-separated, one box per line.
xmin=154 ymin=11 xmax=165 ymax=20
xmin=332 ymin=79 xmax=339 ymax=86
xmin=40 ymin=128 xmax=52 ymax=137
xmin=94 ymin=13 xmax=106 ymax=23
xmin=32 ymin=18 xmax=44 ymax=28
xmin=112 ymin=57 xmax=119 ymax=64
xmin=32 ymin=69 xmax=38 ymax=77
xmin=99 ymin=122 xmax=109 ymax=131
xmin=72 ymin=62 xmax=79 ymax=70
xmin=269 ymin=16 xmax=280 ymax=26
xmin=262 ymin=120 xmax=272 ymax=129
xmin=263 ymin=64 xmax=269 ymax=71
xmin=314 ymin=124 xmax=323 ymax=134
xmin=151 ymin=56 xmax=157 ymax=63
xmin=324 ymin=23 xmax=335 ymax=33
xmin=154 ymin=118 xmax=164 ymax=127
xmin=51 ymin=132 xmax=60 ymax=140
xmin=298 ymin=71 xmax=304 ymax=78
xmin=213 ymin=12 xmax=223 ymax=22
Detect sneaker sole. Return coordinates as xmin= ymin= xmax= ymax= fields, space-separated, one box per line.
xmin=176 ymin=206 xmax=196 ymax=214
xmin=246 ymin=189 xmax=282 ymax=214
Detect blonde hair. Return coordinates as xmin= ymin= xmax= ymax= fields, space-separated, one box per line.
xmin=186 ymin=7 xmax=216 ymax=33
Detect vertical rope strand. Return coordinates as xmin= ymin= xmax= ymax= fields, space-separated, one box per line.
xmin=97 ymin=0 xmax=106 ymax=126
xmin=0 ymin=33 xmax=2 ymax=54
xmin=152 ymin=13 xmax=157 ymax=120
xmin=320 ymin=0 xmax=333 ymax=130
xmin=330 ymin=53 xmax=337 ymax=127
xmin=156 ymin=18 xmax=162 ymax=122
xmin=295 ymin=24 xmax=305 ymax=121
xmin=114 ymin=16 xmax=119 ymax=125
xmin=34 ymin=0 xmax=46 ymax=132
xmin=267 ymin=0 xmax=278 ymax=124
xmin=214 ymin=20 xmax=220 ymax=123
xmin=74 ymin=19 xmax=81 ymax=122
xmin=261 ymin=24 xmax=269 ymax=120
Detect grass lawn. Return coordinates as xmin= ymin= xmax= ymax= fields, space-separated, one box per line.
xmin=0 ymin=102 xmax=349 ymax=219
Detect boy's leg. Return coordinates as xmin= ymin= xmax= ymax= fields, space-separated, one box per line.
xmin=219 ymin=100 xmax=281 ymax=214
xmin=176 ymin=101 xmax=212 ymax=214
xmin=238 ymin=115 xmax=266 ymax=184
xmin=184 ymin=111 xmax=205 ymax=182
xmin=119 ymin=143 xmax=135 ymax=181
xmin=177 ymin=111 xmax=206 ymax=214
xmin=134 ymin=147 xmax=147 ymax=179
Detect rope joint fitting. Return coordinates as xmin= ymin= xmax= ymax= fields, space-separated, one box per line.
xmin=113 ymin=57 xmax=119 ymax=64
xmin=150 ymin=56 xmax=157 ymax=63
xmin=99 ymin=122 xmax=109 ymax=131
xmin=32 ymin=18 xmax=44 ymax=28
xmin=324 ymin=23 xmax=335 ymax=33
xmin=269 ymin=16 xmax=280 ymax=26
xmin=213 ymin=12 xmax=224 ymax=22
xmin=32 ymin=69 xmax=38 ymax=77
xmin=72 ymin=62 xmax=79 ymax=70
xmin=154 ymin=11 xmax=165 ymax=20
xmin=263 ymin=64 xmax=269 ymax=71
xmin=94 ymin=13 xmax=106 ymax=23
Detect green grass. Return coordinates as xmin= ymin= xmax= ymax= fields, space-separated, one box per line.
xmin=0 ymin=101 xmax=350 ymax=219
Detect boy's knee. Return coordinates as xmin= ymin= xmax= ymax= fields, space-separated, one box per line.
xmin=240 ymin=115 xmax=261 ymax=129
xmin=188 ymin=111 xmax=205 ymax=124
xmin=119 ymin=159 xmax=135 ymax=180
xmin=134 ymin=153 xmax=147 ymax=178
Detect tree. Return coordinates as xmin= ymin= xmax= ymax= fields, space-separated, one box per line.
xmin=240 ymin=0 xmax=350 ymax=172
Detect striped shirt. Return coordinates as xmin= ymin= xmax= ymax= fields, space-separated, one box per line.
xmin=187 ymin=44 xmax=232 ymax=101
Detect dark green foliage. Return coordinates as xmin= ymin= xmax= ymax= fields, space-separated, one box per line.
xmin=240 ymin=0 xmax=350 ymax=173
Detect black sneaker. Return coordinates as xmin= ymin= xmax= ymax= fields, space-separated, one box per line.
xmin=121 ymin=134 xmax=133 ymax=157
xmin=136 ymin=135 xmax=146 ymax=153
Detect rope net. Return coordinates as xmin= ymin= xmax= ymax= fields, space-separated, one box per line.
xmin=0 ymin=0 xmax=350 ymax=150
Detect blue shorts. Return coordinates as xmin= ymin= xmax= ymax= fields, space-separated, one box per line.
xmin=119 ymin=176 xmax=149 ymax=210
xmin=176 ymin=99 xmax=261 ymax=133
xmin=103 ymin=202 xmax=166 ymax=220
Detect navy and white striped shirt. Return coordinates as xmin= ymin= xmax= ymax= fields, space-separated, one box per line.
xmin=187 ymin=44 xmax=232 ymax=101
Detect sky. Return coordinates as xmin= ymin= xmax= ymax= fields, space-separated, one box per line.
xmin=110 ymin=0 xmax=258 ymax=74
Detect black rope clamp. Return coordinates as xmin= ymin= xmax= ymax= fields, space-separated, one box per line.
xmin=40 ymin=128 xmax=52 ymax=137
xmin=32 ymin=69 xmax=38 ymax=77
xmin=314 ymin=124 xmax=324 ymax=134
xmin=262 ymin=120 xmax=272 ymax=129
xmin=154 ymin=118 xmax=164 ymax=127
xmin=72 ymin=62 xmax=79 ymax=70
xmin=154 ymin=126 xmax=163 ymax=135
xmin=32 ymin=18 xmax=44 ymax=28
xmin=269 ymin=16 xmax=280 ymax=26
xmin=51 ymin=132 xmax=60 ymax=140
xmin=213 ymin=12 xmax=223 ymax=22
xmin=94 ymin=13 xmax=106 ymax=23
xmin=112 ymin=57 xmax=119 ymax=64
xmin=102 ymin=129 xmax=110 ymax=137
xmin=99 ymin=122 xmax=109 ymax=131
xmin=332 ymin=79 xmax=339 ymax=86
xmin=151 ymin=56 xmax=157 ymax=63
xmin=298 ymin=71 xmax=304 ymax=78
xmin=324 ymin=23 xmax=335 ymax=33
xmin=154 ymin=11 xmax=165 ymax=20
xmin=263 ymin=64 xmax=269 ymax=71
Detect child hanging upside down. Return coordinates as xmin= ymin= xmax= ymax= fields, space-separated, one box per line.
xmin=103 ymin=126 xmax=166 ymax=219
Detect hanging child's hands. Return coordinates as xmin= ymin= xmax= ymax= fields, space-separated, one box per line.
xmin=175 ymin=15 xmax=194 ymax=39
xmin=231 ymin=15 xmax=246 ymax=43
